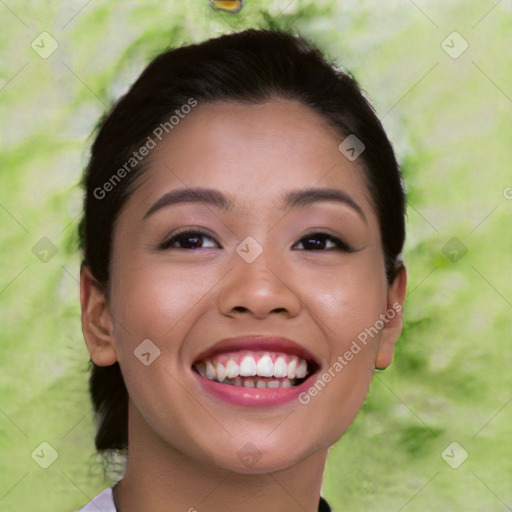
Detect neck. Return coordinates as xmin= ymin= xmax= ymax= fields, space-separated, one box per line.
xmin=114 ymin=406 xmax=328 ymax=512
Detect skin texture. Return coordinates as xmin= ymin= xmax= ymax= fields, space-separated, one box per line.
xmin=81 ymin=99 xmax=407 ymax=512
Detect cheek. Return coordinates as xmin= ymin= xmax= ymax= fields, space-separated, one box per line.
xmin=297 ymin=253 xmax=387 ymax=441
xmin=110 ymin=261 xmax=214 ymax=340
xmin=307 ymin=255 xmax=388 ymax=348
xmin=107 ymin=257 xmax=230 ymax=387
xmin=107 ymin=263 xmax=209 ymax=425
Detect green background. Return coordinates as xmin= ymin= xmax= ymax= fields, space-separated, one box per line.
xmin=1 ymin=1 xmax=511 ymax=510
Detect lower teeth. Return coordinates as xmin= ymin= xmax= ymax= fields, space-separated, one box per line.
xmin=197 ymin=372 xmax=302 ymax=388
xmin=221 ymin=377 xmax=296 ymax=388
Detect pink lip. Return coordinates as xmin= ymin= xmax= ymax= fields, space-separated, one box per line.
xmin=193 ymin=370 xmax=319 ymax=407
xmin=191 ymin=335 xmax=320 ymax=407
xmin=192 ymin=335 xmax=320 ymax=365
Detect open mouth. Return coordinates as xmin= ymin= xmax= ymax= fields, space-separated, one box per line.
xmin=193 ymin=351 xmax=319 ymax=389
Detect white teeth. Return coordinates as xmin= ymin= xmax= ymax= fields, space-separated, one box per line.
xmin=226 ymin=358 xmax=239 ymax=379
xmin=256 ymin=354 xmax=274 ymax=377
xmin=216 ymin=363 xmax=226 ymax=382
xmin=197 ymin=366 xmax=299 ymax=388
xmin=287 ymin=358 xmax=297 ymax=379
xmin=197 ymin=363 xmax=206 ymax=377
xmin=296 ymin=359 xmax=307 ymax=379
xmin=197 ymin=352 xmax=312 ymax=385
xmin=273 ymin=356 xmax=288 ymax=378
xmin=206 ymin=361 xmax=215 ymax=380
xmin=239 ymin=356 xmax=257 ymax=376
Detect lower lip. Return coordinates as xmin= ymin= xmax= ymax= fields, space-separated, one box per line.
xmin=193 ymin=371 xmax=318 ymax=407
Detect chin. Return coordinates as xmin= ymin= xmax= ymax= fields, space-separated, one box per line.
xmin=197 ymin=430 xmax=326 ymax=475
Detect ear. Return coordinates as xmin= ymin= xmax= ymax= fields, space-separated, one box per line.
xmin=375 ymin=263 xmax=407 ymax=370
xmin=80 ymin=264 xmax=118 ymax=366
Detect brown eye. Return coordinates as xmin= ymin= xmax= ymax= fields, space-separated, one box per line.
xmin=159 ymin=230 xmax=219 ymax=250
xmin=294 ymin=232 xmax=352 ymax=252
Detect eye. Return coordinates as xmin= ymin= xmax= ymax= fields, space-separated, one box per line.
xmin=159 ymin=230 xmax=219 ymax=250
xmin=293 ymin=232 xmax=353 ymax=252
xmin=159 ymin=230 xmax=352 ymax=252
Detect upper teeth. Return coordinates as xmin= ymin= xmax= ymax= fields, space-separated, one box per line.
xmin=196 ymin=352 xmax=309 ymax=382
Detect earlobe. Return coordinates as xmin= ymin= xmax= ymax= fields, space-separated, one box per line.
xmin=375 ymin=263 xmax=407 ymax=370
xmin=80 ymin=264 xmax=118 ymax=367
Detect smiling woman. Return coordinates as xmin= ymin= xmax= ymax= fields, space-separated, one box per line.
xmin=77 ymin=28 xmax=407 ymax=512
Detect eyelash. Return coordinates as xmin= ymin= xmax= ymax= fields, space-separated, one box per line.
xmin=158 ymin=229 xmax=354 ymax=252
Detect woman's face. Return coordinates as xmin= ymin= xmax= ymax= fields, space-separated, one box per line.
xmin=94 ymin=99 xmax=405 ymax=473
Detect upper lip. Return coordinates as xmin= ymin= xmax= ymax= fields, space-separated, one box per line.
xmin=193 ymin=335 xmax=321 ymax=367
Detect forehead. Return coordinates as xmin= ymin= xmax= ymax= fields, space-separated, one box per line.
xmin=128 ymin=99 xmax=375 ymax=216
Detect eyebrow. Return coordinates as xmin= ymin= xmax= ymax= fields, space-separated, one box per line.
xmin=144 ymin=186 xmax=366 ymax=222
xmin=282 ymin=187 xmax=366 ymax=221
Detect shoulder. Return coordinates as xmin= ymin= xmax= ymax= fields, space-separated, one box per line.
xmin=74 ymin=487 xmax=115 ymax=512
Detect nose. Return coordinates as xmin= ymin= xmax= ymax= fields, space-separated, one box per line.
xmin=217 ymin=243 xmax=302 ymax=320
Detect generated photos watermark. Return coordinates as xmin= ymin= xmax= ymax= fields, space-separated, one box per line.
xmin=93 ymin=97 xmax=198 ymax=200
xmin=298 ymin=302 xmax=402 ymax=405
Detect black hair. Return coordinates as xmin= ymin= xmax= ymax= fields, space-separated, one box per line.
xmin=78 ymin=28 xmax=406 ymax=453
